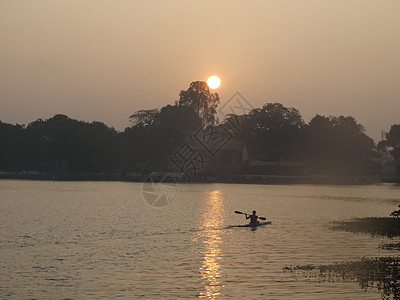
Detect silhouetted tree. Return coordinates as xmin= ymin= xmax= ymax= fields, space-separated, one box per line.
xmin=129 ymin=109 xmax=160 ymax=128
xmin=382 ymin=124 xmax=400 ymax=176
xmin=0 ymin=122 xmax=25 ymax=170
xmin=17 ymin=114 xmax=118 ymax=172
xmin=240 ymin=103 xmax=304 ymax=160
xmin=301 ymin=115 xmax=335 ymax=169
xmin=176 ymin=81 xmax=220 ymax=126
xmin=122 ymin=105 xmax=203 ymax=168
xmin=159 ymin=105 xmax=201 ymax=135
xmin=119 ymin=125 xmax=162 ymax=169
xmin=386 ymin=125 xmax=400 ymax=148
xmin=386 ymin=125 xmax=400 ymax=160
xmin=0 ymin=95 xmax=383 ymax=179
xmin=302 ymin=115 xmax=376 ymax=175
xmin=377 ymin=139 xmax=388 ymax=158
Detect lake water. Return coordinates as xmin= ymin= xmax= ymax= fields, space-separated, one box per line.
xmin=1 ymin=180 xmax=399 ymax=299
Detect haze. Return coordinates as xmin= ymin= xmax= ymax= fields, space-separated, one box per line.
xmin=1 ymin=0 xmax=399 ymax=140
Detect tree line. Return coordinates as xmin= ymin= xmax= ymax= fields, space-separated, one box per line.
xmin=0 ymin=81 xmax=399 ymax=177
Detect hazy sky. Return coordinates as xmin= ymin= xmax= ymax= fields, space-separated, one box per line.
xmin=1 ymin=0 xmax=399 ymax=140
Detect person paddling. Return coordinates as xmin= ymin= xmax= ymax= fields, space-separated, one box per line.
xmin=234 ymin=210 xmax=269 ymax=227
xmin=246 ymin=210 xmax=260 ymax=226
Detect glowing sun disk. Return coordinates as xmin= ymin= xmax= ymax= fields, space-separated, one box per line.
xmin=207 ymin=76 xmax=221 ymax=89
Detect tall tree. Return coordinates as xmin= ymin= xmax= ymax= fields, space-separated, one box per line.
xmin=129 ymin=109 xmax=160 ymax=128
xmin=385 ymin=124 xmax=400 ymax=176
xmin=241 ymin=103 xmax=304 ymax=160
xmin=159 ymin=105 xmax=201 ymax=135
xmin=302 ymin=115 xmax=376 ymax=175
xmin=386 ymin=124 xmax=400 ymax=159
xmin=22 ymin=114 xmax=118 ymax=172
xmin=176 ymin=81 xmax=220 ymax=126
xmin=0 ymin=122 xmax=25 ymax=170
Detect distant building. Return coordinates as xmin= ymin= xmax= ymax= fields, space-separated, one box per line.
xmin=199 ymin=139 xmax=248 ymax=178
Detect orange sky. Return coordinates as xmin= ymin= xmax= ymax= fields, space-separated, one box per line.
xmin=1 ymin=0 xmax=399 ymax=140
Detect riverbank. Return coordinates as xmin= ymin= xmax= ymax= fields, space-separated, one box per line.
xmin=0 ymin=171 xmax=393 ymax=185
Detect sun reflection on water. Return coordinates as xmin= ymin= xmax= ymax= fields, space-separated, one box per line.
xmin=197 ymin=190 xmax=225 ymax=299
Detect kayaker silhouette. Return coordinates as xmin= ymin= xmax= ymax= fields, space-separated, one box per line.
xmin=234 ymin=210 xmax=269 ymax=227
xmin=246 ymin=210 xmax=260 ymax=226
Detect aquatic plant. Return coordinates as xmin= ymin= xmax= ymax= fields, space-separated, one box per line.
xmin=330 ymin=217 xmax=400 ymax=237
xmin=289 ymin=217 xmax=400 ymax=299
xmin=287 ymin=257 xmax=400 ymax=300
xmin=390 ymin=205 xmax=400 ymax=218
xmin=380 ymin=242 xmax=400 ymax=252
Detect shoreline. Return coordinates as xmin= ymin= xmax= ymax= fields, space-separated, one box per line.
xmin=0 ymin=172 xmax=398 ymax=185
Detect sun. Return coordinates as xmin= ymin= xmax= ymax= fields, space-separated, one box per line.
xmin=207 ymin=75 xmax=221 ymax=89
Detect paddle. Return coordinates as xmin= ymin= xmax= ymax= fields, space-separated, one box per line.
xmin=235 ymin=210 xmax=266 ymax=220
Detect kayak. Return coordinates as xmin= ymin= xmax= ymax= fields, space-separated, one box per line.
xmin=235 ymin=221 xmax=271 ymax=228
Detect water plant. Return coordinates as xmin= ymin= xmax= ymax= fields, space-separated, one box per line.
xmin=289 ymin=214 xmax=400 ymax=299
xmin=330 ymin=217 xmax=400 ymax=238
xmin=391 ymin=205 xmax=400 ymax=218
xmin=286 ymin=257 xmax=400 ymax=300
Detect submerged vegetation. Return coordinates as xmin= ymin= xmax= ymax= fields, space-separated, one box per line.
xmin=291 ymin=213 xmax=400 ymax=299
xmin=286 ymin=258 xmax=400 ymax=300
xmin=330 ymin=217 xmax=400 ymax=238
xmin=380 ymin=243 xmax=400 ymax=252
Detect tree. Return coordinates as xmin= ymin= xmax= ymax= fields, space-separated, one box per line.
xmin=377 ymin=139 xmax=388 ymax=158
xmin=390 ymin=204 xmax=400 ymax=218
xmin=241 ymin=103 xmax=304 ymax=161
xmin=252 ymin=103 xmax=304 ymax=131
xmin=21 ymin=115 xmax=118 ymax=172
xmin=384 ymin=124 xmax=400 ymax=176
xmin=176 ymin=81 xmax=220 ymax=126
xmin=0 ymin=122 xmax=25 ymax=170
xmin=386 ymin=125 xmax=400 ymax=160
xmin=129 ymin=109 xmax=160 ymax=128
xmin=302 ymin=115 xmax=376 ymax=175
xmin=301 ymin=115 xmax=335 ymax=163
xmin=159 ymin=105 xmax=201 ymax=135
